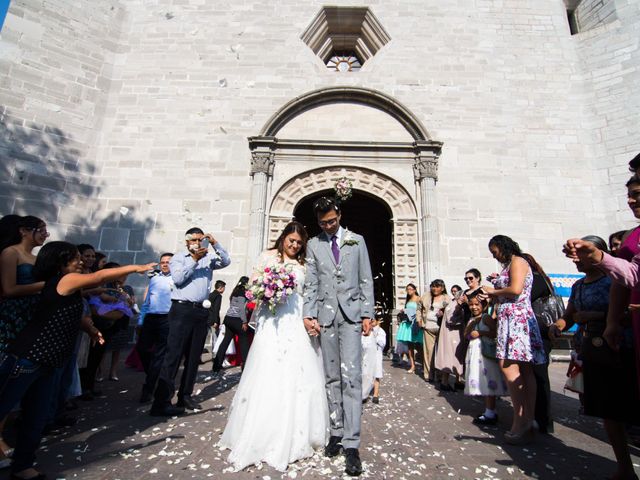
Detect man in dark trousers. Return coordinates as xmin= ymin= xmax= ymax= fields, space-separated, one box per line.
xmin=137 ymin=253 xmax=173 ymax=403
xmin=150 ymin=228 xmax=230 ymax=416
xmin=211 ymin=276 xmax=251 ymax=374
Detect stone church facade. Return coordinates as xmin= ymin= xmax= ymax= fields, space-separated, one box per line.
xmin=1 ymin=0 xmax=639 ymax=307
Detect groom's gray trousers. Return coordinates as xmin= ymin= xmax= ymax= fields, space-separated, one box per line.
xmin=320 ymin=306 xmax=362 ymax=449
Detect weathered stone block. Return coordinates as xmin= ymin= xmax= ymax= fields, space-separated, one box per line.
xmin=99 ymin=227 xmax=129 ymax=251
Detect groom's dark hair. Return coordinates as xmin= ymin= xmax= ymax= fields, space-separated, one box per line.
xmin=313 ymin=197 xmax=340 ymax=216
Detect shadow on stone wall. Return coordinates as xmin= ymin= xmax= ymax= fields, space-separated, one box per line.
xmin=0 ymin=108 xmax=94 ymax=219
xmin=0 ymin=108 xmax=160 ymax=292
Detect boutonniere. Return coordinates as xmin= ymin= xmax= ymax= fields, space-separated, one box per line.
xmin=343 ymin=230 xmax=359 ymax=246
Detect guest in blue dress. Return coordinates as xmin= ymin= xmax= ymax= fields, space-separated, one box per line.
xmin=396 ymin=283 xmax=423 ymax=373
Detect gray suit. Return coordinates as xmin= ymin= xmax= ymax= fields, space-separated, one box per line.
xmin=303 ymin=228 xmax=374 ymax=449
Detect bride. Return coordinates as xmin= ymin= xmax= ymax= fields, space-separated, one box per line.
xmin=218 ymin=221 xmax=329 ymax=471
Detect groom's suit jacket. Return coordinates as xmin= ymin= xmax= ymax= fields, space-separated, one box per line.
xmin=303 ymin=229 xmax=375 ymax=326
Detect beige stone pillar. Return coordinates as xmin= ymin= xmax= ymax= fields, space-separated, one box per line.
xmin=247 ymin=149 xmax=275 ymax=263
xmin=413 ymin=151 xmax=440 ymax=285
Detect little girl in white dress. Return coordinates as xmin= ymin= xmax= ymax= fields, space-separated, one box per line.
xmin=464 ymin=294 xmax=508 ymax=425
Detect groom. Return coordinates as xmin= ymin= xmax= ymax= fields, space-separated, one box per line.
xmin=303 ymin=197 xmax=374 ymax=477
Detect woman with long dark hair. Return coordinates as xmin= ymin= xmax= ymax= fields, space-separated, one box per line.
xmin=211 ymin=276 xmax=251 ymax=373
xmin=434 ymin=283 xmax=465 ymax=391
xmin=0 ymin=215 xmax=49 ymax=467
xmin=0 ymin=241 xmax=154 ymax=480
xmin=418 ymin=279 xmax=449 ymax=383
xmin=0 ymin=216 xmax=48 ymax=350
xmin=482 ymin=235 xmax=546 ymax=444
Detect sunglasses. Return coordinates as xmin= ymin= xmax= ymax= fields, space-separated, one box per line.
xmin=464 ymin=276 xmax=475 ymax=282
xmin=32 ymin=227 xmax=50 ymax=237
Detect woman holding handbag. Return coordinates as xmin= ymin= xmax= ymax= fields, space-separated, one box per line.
xmin=417 ymin=279 xmax=449 ymax=384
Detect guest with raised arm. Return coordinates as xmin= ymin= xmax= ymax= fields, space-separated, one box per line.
xmin=150 ymin=228 xmax=230 ymax=416
xmin=0 ymin=241 xmax=154 ymax=480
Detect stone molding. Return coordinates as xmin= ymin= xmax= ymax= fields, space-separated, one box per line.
xmin=259 ymin=86 xmax=435 ymax=142
xmin=269 ymin=166 xmax=418 ymax=222
xmin=250 ymin=150 xmax=275 ymax=177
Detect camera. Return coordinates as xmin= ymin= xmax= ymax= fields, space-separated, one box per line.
xmin=147 ymin=269 xmax=161 ymax=278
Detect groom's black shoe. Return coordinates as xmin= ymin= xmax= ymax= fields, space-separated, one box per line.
xmin=345 ymin=448 xmax=363 ymax=476
xmin=324 ymin=435 xmax=343 ymax=457
xmin=177 ymin=395 xmax=202 ymax=410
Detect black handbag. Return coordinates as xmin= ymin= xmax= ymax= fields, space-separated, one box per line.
xmin=531 ymin=275 xmax=565 ymax=328
xmin=480 ymin=336 xmax=497 ymax=360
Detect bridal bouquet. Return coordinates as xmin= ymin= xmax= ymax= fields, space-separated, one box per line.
xmin=245 ymin=261 xmax=297 ymax=314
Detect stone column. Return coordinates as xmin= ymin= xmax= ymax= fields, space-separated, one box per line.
xmin=247 ymin=149 xmax=275 ymax=263
xmin=413 ymin=150 xmax=440 ymax=284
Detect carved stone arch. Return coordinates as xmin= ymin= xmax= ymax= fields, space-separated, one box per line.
xmin=259 ymin=86 xmax=433 ymax=141
xmin=246 ymin=87 xmax=443 ymax=294
xmin=270 ymin=166 xmax=416 ymax=221
xmin=268 ymin=166 xmax=419 ymax=306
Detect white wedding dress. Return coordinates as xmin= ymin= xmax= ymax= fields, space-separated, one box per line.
xmin=218 ymin=258 xmax=329 ymax=472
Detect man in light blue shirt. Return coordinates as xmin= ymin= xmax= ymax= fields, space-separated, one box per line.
xmin=137 ymin=253 xmax=173 ymax=403
xmin=151 ymin=228 xmax=231 ymax=416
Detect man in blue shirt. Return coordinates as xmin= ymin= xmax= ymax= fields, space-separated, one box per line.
xmin=137 ymin=253 xmax=173 ymax=404
xmin=150 ymin=228 xmax=231 ymax=416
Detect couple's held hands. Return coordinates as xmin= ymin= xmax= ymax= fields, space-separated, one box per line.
xmin=562 ymin=238 xmax=604 ymax=265
xmin=302 ymin=317 xmax=372 ymax=335
xmin=303 ymin=317 xmax=321 ymax=337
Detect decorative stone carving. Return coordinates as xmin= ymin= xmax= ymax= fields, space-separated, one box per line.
xmin=413 ymin=157 xmax=438 ymax=181
xmin=250 ymin=151 xmax=275 ymax=177
xmin=270 ymin=166 xmax=417 ymax=219
xmin=268 ymin=166 xmax=419 ymax=308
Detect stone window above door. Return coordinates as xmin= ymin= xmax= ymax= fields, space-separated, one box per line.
xmin=301 ymin=6 xmax=390 ymax=71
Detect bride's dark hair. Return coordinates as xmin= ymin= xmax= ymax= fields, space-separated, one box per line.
xmin=272 ymin=221 xmax=308 ymax=264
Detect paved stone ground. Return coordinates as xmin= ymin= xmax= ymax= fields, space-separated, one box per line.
xmin=2 ymin=357 xmax=639 ymax=480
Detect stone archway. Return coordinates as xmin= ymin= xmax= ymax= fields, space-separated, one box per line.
xmin=268 ymin=166 xmax=419 ymax=306
xmin=246 ymin=86 xmax=444 ymax=296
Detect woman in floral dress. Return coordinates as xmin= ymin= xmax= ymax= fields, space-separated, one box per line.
xmin=482 ymin=235 xmax=546 ymax=444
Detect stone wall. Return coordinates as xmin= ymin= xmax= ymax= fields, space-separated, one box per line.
xmin=572 ymin=0 xmax=640 ymax=229
xmin=574 ymin=0 xmax=618 ymax=32
xmin=1 ymin=0 xmax=639 ymax=296
xmin=0 ymin=0 xmax=131 ymax=251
